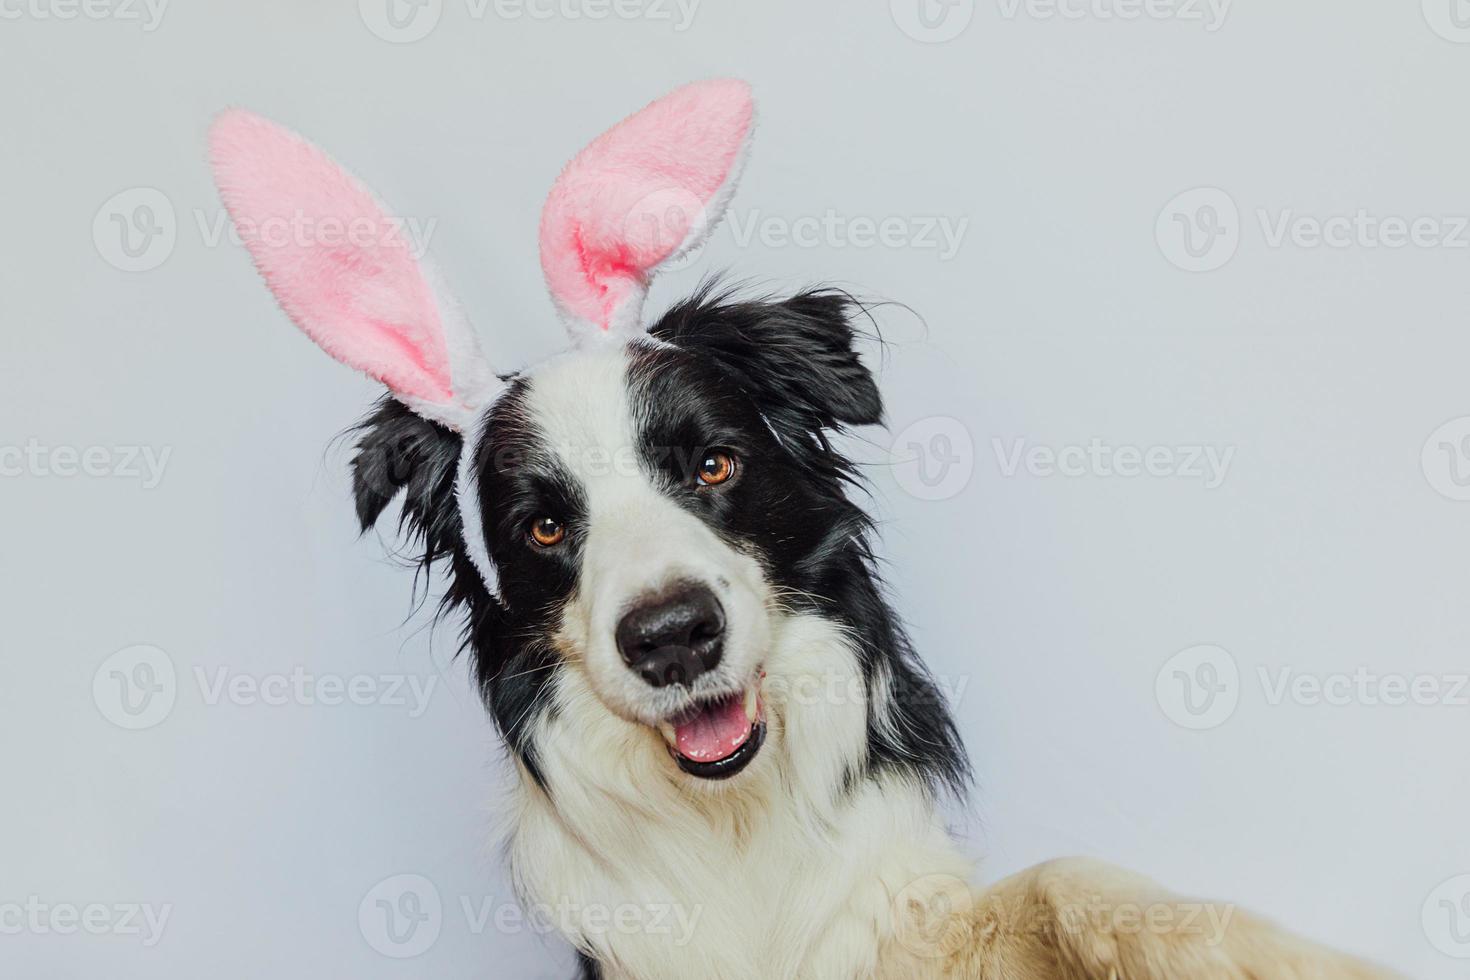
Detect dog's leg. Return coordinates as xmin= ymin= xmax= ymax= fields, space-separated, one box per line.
xmin=889 ymin=858 xmax=1399 ymax=979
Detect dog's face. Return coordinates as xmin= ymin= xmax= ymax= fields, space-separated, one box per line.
xmin=467 ymin=291 xmax=882 ymax=784
xmin=480 ymin=344 xmax=774 ymax=779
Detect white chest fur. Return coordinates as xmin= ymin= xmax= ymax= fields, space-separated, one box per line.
xmin=503 ymin=613 xmax=973 ymax=980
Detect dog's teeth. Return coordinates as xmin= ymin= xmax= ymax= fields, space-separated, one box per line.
xmin=744 ymin=684 xmax=758 ymax=723
xmin=657 ymin=722 xmax=677 ymax=746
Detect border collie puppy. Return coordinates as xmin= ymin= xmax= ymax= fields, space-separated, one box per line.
xmin=209 ymin=80 xmax=1396 ymax=979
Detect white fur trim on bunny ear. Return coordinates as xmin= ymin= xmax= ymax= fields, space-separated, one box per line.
xmin=538 ymin=79 xmax=755 ymax=345
xmin=454 ymin=410 xmax=499 ymax=597
xmin=208 ymin=108 xmax=502 ymax=432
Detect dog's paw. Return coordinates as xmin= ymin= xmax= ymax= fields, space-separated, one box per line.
xmin=957 ymin=858 xmax=1397 ymax=980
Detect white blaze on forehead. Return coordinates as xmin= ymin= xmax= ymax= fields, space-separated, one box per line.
xmin=523 ymin=343 xmax=731 ymax=591
xmin=522 ymin=345 xmax=643 ymax=497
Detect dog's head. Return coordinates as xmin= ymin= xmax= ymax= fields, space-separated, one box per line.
xmin=210 ymin=81 xmax=965 ymax=799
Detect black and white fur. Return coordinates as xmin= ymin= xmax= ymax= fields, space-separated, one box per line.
xmin=353 ymin=286 xmax=978 ymax=978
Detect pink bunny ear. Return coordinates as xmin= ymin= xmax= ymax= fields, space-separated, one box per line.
xmin=208 ymin=109 xmax=499 ymax=432
xmin=539 ymin=79 xmax=755 ymax=343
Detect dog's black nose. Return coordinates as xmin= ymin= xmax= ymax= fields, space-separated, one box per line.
xmin=615 ymin=583 xmax=725 ymax=688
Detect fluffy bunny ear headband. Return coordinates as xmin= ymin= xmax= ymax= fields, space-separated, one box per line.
xmin=207 ymin=79 xmax=755 ymax=593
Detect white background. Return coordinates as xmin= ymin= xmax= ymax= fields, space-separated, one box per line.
xmin=3 ymin=1 xmax=1468 ymax=976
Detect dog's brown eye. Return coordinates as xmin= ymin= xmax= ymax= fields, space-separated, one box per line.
xmin=696 ymin=450 xmax=736 ymax=487
xmin=529 ymin=517 xmax=565 ymax=547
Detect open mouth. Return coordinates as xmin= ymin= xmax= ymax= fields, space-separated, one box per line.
xmin=655 ymin=678 xmax=765 ymax=780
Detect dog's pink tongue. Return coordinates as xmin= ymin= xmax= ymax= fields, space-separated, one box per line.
xmin=674 ymin=696 xmax=751 ymax=763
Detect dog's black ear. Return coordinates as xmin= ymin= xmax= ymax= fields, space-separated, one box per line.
xmin=350 ymin=396 xmax=466 ymax=571
xmin=650 ymin=287 xmax=884 ymax=433
xmin=351 ymin=397 xmax=505 ymax=673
